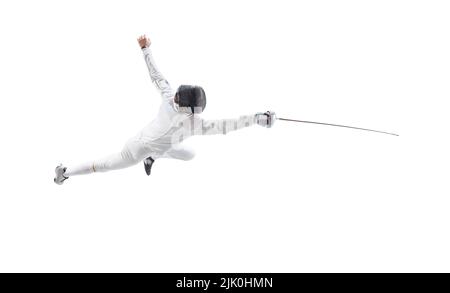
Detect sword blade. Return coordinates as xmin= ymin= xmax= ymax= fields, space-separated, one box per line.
xmin=277 ymin=117 xmax=399 ymax=136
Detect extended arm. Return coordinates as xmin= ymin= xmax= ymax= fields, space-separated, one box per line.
xmin=200 ymin=114 xmax=257 ymax=135
xmin=137 ymin=35 xmax=175 ymax=100
xmin=170 ymin=112 xmax=275 ymax=144
xmin=198 ymin=111 xmax=275 ymax=135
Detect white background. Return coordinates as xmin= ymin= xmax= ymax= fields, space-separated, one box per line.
xmin=0 ymin=0 xmax=449 ymax=273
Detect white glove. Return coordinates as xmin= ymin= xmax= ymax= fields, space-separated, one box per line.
xmin=255 ymin=111 xmax=276 ymax=128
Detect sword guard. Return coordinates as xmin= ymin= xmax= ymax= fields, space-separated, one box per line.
xmin=255 ymin=111 xmax=276 ymax=128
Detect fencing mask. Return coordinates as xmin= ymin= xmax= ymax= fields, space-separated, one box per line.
xmin=174 ymin=85 xmax=207 ymax=114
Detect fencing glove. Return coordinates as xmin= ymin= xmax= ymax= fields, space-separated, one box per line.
xmin=255 ymin=111 xmax=276 ymax=128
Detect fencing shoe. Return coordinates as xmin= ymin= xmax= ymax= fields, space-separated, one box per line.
xmin=54 ymin=164 xmax=69 ymax=185
xmin=144 ymin=157 xmax=155 ymax=176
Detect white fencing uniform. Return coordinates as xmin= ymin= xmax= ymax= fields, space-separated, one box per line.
xmin=64 ymin=47 xmax=256 ymax=177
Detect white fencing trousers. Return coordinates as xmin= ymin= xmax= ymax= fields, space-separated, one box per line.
xmin=64 ymin=140 xmax=195 ymax=177
xmin=156 ymin=144 xmax=196 ymax=161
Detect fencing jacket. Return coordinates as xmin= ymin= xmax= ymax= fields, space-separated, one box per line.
xmin=132 ymin=47 xmax=256 ymax=153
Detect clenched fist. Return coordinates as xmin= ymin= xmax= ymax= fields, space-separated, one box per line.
xmin=137 ymin=35 xmax=151 ymax=49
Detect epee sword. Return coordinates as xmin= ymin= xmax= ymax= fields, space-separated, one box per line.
xmin=276 ymin=117 xmax=399 ymax=136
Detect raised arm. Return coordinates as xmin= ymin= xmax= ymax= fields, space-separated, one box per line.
xmin=137 ymin=35 xmax=175 ymax=101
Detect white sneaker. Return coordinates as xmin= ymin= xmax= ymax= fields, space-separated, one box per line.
xmin=54 ymin=164 xmax=68 ymax=185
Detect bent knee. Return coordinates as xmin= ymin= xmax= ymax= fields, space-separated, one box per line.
xmin=123 ymin=141 xmax=152 ymax=164
xmin=176 ymin=150 xmax=196 ymax=161
xmin=183 ymin=152 xmax=196 ymax=161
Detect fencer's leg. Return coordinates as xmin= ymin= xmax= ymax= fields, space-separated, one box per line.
xmin=142 ymin=144 xmax=196 ymax=176
xmin=163 ymin=144 xmax=196 ymax=161
xmin=142 ymin=144 xmax=195 ymax=176
xmin=64 ymin=148 xmax=136 ymax=177
xmin=63 ymin=140 xmax=151 ymax=178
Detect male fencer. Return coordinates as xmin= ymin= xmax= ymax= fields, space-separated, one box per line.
xmin=54 ymin=35 xmax=275 ymax=185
